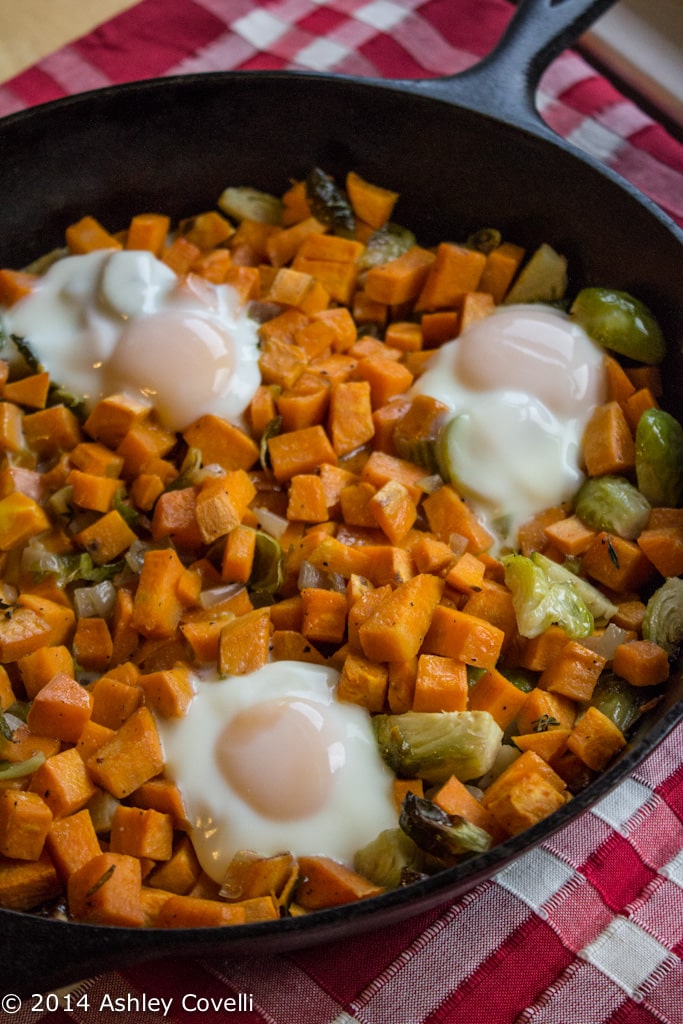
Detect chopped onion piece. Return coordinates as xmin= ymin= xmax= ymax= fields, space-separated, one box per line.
xmin=74 ymin=579 xmax=117 ymax=619
xmin=199 ymin=583 xmax=245 ymax=609
xmin=253 ymin=506 xmax=289 ymax=540
xmin=298 ymin=560 xmax=329 ymax=591
xmin=580 ymin=623 xmax=630 ymax=661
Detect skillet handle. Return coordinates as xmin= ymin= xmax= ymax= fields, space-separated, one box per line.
xmin=412 ymin=0 xmax=617 ymax=129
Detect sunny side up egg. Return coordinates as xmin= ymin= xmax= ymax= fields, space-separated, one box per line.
xmin=413 ymin=304 xmax=607 ymax=549
xmin=156 ymin=661 xmax=399 ymax=883
xmin=3 ymin=249 xmax=261 ymax=433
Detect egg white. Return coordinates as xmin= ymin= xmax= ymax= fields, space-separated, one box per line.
xmin=414 ymin=304 xmax=607 ymax=549
xmin=156 ymin=661 xmax=398 ymax=883
xmin=3 ymin=249 xmax=261 ymax=433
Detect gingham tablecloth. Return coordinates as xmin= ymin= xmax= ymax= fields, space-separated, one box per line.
xmin=1 ymin=2 xmax=683 ymax=1022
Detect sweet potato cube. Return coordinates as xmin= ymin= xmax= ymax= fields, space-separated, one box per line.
xmin=415 ymin=242 xmax=486 ymax=311
xmin=286 ymin=474 xmax=329 ymax=523
xmin=368 ymin=480 xmax=417 ymax=545
xmin=0 ymin=855 xmax=62 ymax=911
xmin=412 ymin=654 xmax=468 ymax=713
xmin=110 ymin=805 xmax=174 ymax=861
xmin=83 ymin=392 xmax=151 ymax=448
xmin=26 ymin=672 xmax=93 ymax=743
xmin=29 ymin=747 xmax=98 ymax=818
xmin=74 ymin=508 xmax=137 ymax=565
xmin=17 ymin=644 xmax=74 ymax=699
xmin=218 ymin=607 xmax=272 ymax=676
xmin=515 ymin=687 xmax=576 ymax=735
xmin=86 ymin=706 xmax=164 ymax=799
xmin=468 ymin=667 xmax=529 ymax=729
xmin=146 ymin=835 xmax=201 ymax=895
xmin=0 ymin=492 xmax=50 ymax=551
xmin=194 ymin=469 xmax=256 ymax=544
xmin=539 ymin=640 xmax=606 ymax=702
xmin=72 ymin=616 xmax=113 ymax=673
xmin=183 ymin=414 xmax=259 ymax=472
xmin=566 ymin=705 xmax=626 ymax=771
xmin=422 ymin=484 xmax=494 ymax=554
xmin=301 ymin=587 xmax=348 ymax=645
xmin=422 ymin=605 xmax=505 ymax=670
xmin=89 ymin=672 xmax=144 ymax=730
xmin=129 ymin=778 xmax=190 ymax=830
xmin=582 ymin=401 xmax=635 ymax=476
xmin=328 ymin=379 xmax=375 ymax=457
xmin=132 ymin=547 xmax=186 ymax=640
xmin=359 ymin=574 xmax=444 ymax=663
xmin=156 ymin=894 xmax=246 ymax=927
xmin=23 ymin=404 xmax=82 ymax=457
xmin=337 ymin=651 xmax=388 ymax=712
xmin=0 ymin=790 xmax=53 ymax=860
xmin=612 ymin=639 xmax=670 ymax=688
xmin=16 ymin=593 xmax=75 ymax=648
xmin=68 ymin=852 xmax=144 ymax=927
xmin=294 ymin=855 xmax=384 ymax=910
xmin=137 ymin=665 xmax=196 ymax=718
xmin=486 ymin=771 xmax=568 ymax=836
xmin=433 ymin=775 xmax=499 ymax=838
xmin=46 ymin=807 xmax=102 ymax=881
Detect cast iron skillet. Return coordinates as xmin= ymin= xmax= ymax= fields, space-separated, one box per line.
xmin=1 ymin=0 xmax=682 ymax=996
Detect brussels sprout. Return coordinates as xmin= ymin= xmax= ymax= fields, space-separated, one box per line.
xmin=499 ymin=668 xmax=535 ymax=693
xmin=569 ymin=288 xmax=666 ymax=364
xmin=502 ymin=552 xmax=594 ymax=639
xmin=399 ymin=792 xmax=492 ymax=862
xmin=574 ymin=475 xmax=651 ymax=540
xmin=165 ymin=447 xmax=203 ymax=492
xmin=0 ymin=752 xmax=45 ymax=780
xmin=635 ymin=408 xmax=683 ymax=508
xmin=354 ymin=828 xmax=426 ymax=888
xmin=531 ymin=552 xmax=618 ymax=625
xmin=466 ymin=228 xmax=502 ymax=254
xmin=249 ymin=530 xmax=283 ymax=600
xmin=642 ymin=577 xmax=683 ymax=657
xmin=358 ymin=222 xmax=417 ymax=271
xmin=305 ymin=167 xmax=355 ymax=237
xmin=372 ymin=710 xmax=503 ymax=784
xmin=590 ymin=673 xmax=650 ymax=734
xmin=217 ymin=186 xmax=283 ymax=225
xmin=503 ymin=243 xmax=568 ymax=304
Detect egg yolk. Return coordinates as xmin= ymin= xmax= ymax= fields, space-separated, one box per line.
xmin=104 ymin=311 xmax=237 ymax=432
xmin=215 ymin=699 xmax=338 ymax=820
xmin=454 ymin=305 xmax=603 ymax=416
xmin=413 ymin=304 xmax=607 ymax=549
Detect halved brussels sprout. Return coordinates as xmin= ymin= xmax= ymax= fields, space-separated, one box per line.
xmin=399 ymin=792 xmax=492 ymax=862
xmin=503 ymin=552 xmax=595 ymax=639
xmin=642 ymin=577 xmax=683 ymax=657
xmin=574 ymin=475 xmax=651 ymax=540
xmin=354 ymin=828 xmax=426 ymax=889
xmin=305 ymin=167 xmax=355 ymax=237
xmin=570 ymin=288 xmax=666 ymax=364
xmin=635 ymin=408 xmax=683 ymax=508
xmin=358 ymin=222 xmax=416 ymax=271
xmin=372 ymin=710 xmax=503 ymax=784
xmin=217 ymin=186 xmax=283 ymax=225
xmin=590 ymin=673 xmax=651 ymax=734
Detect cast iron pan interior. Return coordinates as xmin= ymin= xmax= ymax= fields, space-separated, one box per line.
xmin=0 ymin=0 xmax=681 ymax=995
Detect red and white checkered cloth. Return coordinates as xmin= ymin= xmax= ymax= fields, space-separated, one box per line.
xmin=2 ymin=2 xmax=683 ymax=1022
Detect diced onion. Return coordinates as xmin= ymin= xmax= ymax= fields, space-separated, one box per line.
xmin=253 ymin=506 xmax=289 ymax=540
xmin=73 ymin=579 xmax=117 ymax=619
xmin=199 ymin=583 xmax=245 ymax=609
xmin=580 ymin=623 xmax=630 ymax=661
